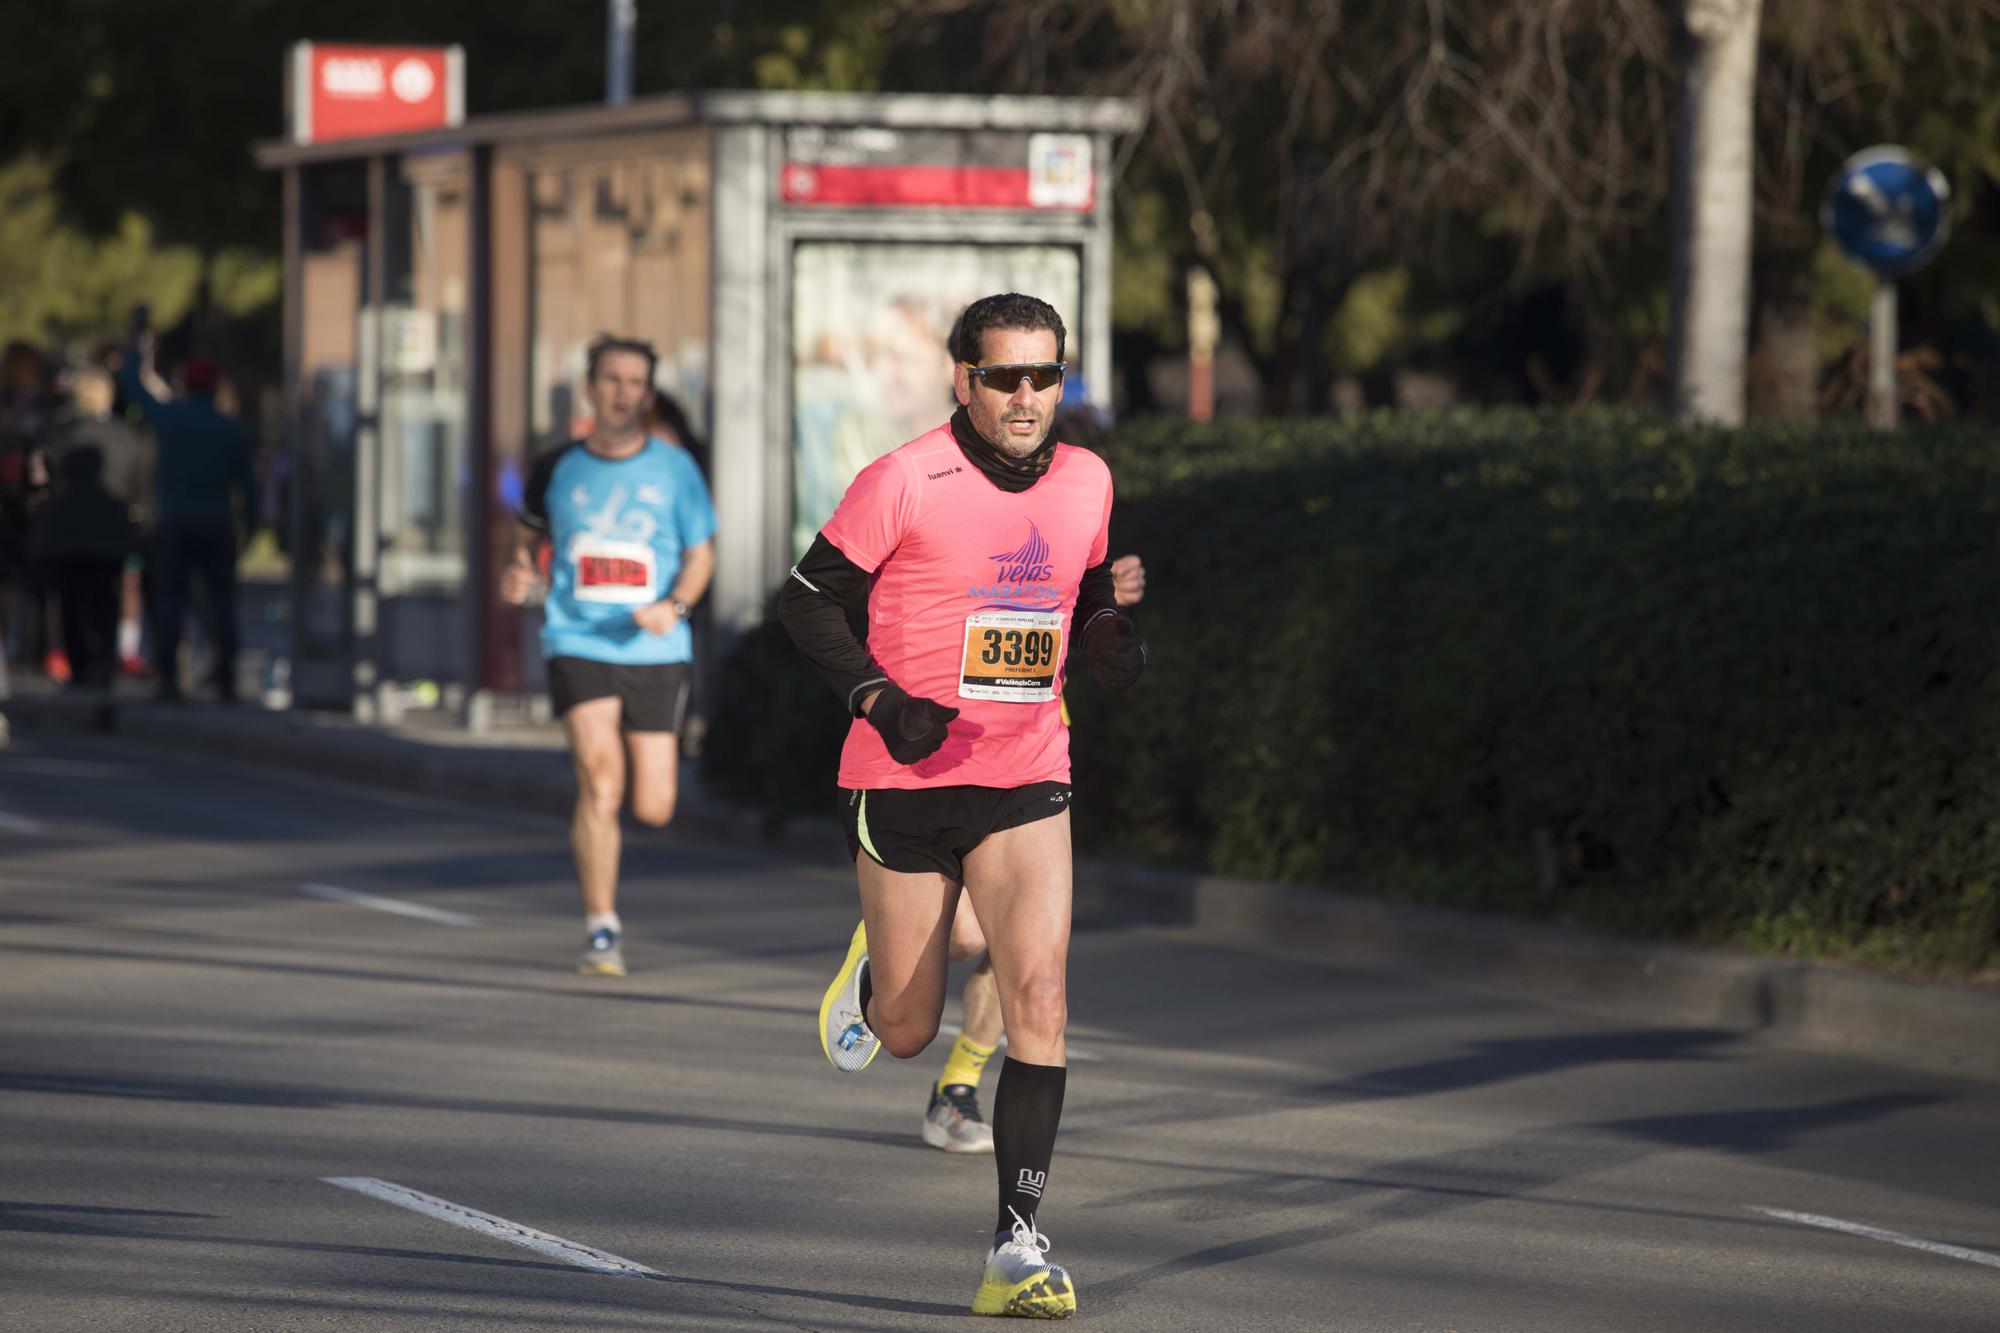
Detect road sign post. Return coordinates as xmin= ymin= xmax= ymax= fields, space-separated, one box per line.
xmin=1822 ymin=146 xmax=1950 ymax=430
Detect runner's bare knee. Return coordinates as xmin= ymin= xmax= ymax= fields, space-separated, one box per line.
xmin=875 ymin=1008 xmax=941 ymax=1059
xmin=1004 ymin=969 xmax=1067 ymax=1048
xmin=576 ymin=760 xmax=624 ymax=822
xmin=630 ymin=790 xmax=676 ymax=827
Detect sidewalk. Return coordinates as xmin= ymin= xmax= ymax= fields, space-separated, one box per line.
xmin=5 ymin=681 xmax=1996 ymax=1082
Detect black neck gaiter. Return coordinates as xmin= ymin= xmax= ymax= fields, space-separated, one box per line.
xmin=950 ymin=406 xmax=1056 ymax=494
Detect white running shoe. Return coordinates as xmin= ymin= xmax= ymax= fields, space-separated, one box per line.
xmin=971 ymin=1208 xmax=1076 ymax=1318
xmin=578 ymin=926 xmax=625 ymax=976
xmin=818 ymin=920 xmax=880 ymax=1072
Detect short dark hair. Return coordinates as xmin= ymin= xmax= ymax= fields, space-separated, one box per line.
xmin=586 ymin=334 xmax=658 ymax=385
xmin=948 ymin=294 xmax=1066 ymax=366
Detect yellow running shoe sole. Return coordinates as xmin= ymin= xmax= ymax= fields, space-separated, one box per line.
xmin=972 ymin=1269 xmax=1077 ymax=1319
xmin=818 ymin=920 xmax=880 ymax=1071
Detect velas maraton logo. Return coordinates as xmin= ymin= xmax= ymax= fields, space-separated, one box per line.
xmin=968 ymin=521 xmax=1062 ymax=610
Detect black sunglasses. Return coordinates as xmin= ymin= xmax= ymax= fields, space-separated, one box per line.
xmin=961 ymin=361 xmax=1066 ymax=393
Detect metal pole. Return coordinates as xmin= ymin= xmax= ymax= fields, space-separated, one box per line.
xmin=355 ymin=155 xmax=389 ymax=722
xmin=278 ymin=164 xmax=304 ymax=710
xmin=1867 ymin=279 xmax=1898 ymax=430
xmin=607 ymin=0 xmax=635 ymax=106
xmin=1187 ymin=266 xmax=1218 ymax=423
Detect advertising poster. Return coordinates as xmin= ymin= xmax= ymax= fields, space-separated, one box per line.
xmin=791 ymin=241 xmax=1081 ymax=556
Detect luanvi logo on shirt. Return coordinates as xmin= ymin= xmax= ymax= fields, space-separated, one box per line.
xmin=1016 ymin=1169 xmax=1047 ymax=1199
xmin=925 ymin=465 xmax=965 ymax=480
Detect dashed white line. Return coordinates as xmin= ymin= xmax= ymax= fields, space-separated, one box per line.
xmin=299 ymin=883 xmax=481 ymax=927
xmin=324 ymin=1177 xmax=659 ymax=1276
xmin=0 ymin=810 xmax=47 ymax=834
xmin=1752 ymin=1206 xmax=2000 ymax=1272
xmin=938 ymin=1021 xmax=1101 ymax=1062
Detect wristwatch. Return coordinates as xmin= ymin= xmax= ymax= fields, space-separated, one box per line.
xmin=670 ymin=598 xmax=691 ymax=619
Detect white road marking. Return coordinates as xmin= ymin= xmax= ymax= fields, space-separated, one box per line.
xmin=0 ymin=811 xmax=47 ymax=834
xmin=324 ymin=1177 xmax=660 ymax=1276
xmin=939 ymin=1021 xmax=1101 ymax=1062
xmin=1752 ymin=1206 xmax=2000 ymax=1272
xmin=299 ymin=883 xmax=481 ymax=927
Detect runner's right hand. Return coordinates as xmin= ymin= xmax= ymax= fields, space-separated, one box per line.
xmin=500 ymin=550 xmax=540 ymax=606
xmin=863 ymin=681 xmax=959 ymax=765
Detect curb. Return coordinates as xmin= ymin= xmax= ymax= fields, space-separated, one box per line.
xmin=7 ymin=692 xmax=1996 ymax=1082
xmin=1071 ymin=864 xmax=2000 ymax=1082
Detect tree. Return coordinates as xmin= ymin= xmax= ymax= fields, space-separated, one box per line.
xmin=1669 ymin=0 xmax=1765 ymax=425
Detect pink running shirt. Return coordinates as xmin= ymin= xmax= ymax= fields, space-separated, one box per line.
xmin=821 ymin=423 xmax=1112 ymax=790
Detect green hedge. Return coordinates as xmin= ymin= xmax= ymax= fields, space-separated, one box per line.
xmin=707 ymin=409 xmax=2000 ymax=976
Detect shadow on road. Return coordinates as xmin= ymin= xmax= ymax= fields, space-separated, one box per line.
xmin=0 ymin=1066 xmax=923 ymax=1155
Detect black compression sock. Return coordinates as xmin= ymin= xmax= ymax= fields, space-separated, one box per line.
xmin=992 ymin=1056 xmax=1066 ymax=1238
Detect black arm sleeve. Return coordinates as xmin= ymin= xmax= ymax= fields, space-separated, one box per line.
xmin=776 ymin=533 xmax=891 ymax=716
xmin=1074 ymin=557 xmax=1120 ymax=631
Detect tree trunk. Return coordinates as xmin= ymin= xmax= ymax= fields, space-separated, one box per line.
xmin=1751 ymin=280 xmax=1818 ymax=421
xmin=1667 ymin=0 xmax=1762 ymax=425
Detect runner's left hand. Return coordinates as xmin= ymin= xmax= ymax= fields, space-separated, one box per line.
xmin=633 ymin=600 xmax=681 ymax=636
xmin=1082 ymin=612 xmax=1147 ymax=691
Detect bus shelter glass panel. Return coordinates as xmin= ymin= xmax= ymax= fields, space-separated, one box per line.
xmin=380 ymin=157 xmax=470 ymax=594
xmin=288 ymin=162 xmax=368 ymax=708
xmin=790 ymin=241 xmax=1081 ymax=556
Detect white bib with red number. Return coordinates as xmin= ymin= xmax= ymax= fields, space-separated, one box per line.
xmin=572 ymin=537 xmax=658 ymax=605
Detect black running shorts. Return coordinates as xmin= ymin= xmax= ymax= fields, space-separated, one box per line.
xmin=839 ymin=782 xmax=1072 ymax=880
xmin=546 ymin=656 xmax=690 ymax=733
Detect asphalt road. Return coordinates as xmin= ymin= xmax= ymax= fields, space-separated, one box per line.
xmin=3 ymin=728 xmax=1996 ymax=1331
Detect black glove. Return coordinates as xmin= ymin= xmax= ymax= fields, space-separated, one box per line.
xmin=864 ymin=680 xmax=960 ymax=764
xmin=1081 ymin=612 xmax=1146 ymax=691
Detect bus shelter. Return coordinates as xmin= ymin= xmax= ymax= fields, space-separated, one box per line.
xmin=254 ymin=89 xmax=1139 ymax=723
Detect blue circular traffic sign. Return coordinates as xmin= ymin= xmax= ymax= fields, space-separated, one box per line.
xmin=1823 ymin=146 xmax=1951 ymax=277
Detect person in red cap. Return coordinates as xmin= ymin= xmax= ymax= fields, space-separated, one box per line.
xmin=118 ymin=309 xmax=255 ymax=702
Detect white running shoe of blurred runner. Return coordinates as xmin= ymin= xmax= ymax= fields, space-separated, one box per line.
xmin=578 ymin=926 xmax=625 ymax=976
xmin=922 ymin=1083 xmax=995 ymax=1153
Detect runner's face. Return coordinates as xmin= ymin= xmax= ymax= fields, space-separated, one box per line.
xmin=587 ymin=351 xmax=652 ymax=436
xmin=954 ymin=327 xmax=1063 ymax=459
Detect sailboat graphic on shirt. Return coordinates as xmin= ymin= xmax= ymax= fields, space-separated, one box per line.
xmin=989 ymin=522 xmax=1055 ymax=585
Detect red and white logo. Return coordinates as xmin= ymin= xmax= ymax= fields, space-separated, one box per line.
xmin=390 ymin=58 xmax=437 ymax=104
xmin=291 ymin=42 xmax=463 ymax=145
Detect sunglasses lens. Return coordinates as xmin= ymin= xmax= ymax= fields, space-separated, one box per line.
xmin=974 ymin=363 xmax=1064 ymax=392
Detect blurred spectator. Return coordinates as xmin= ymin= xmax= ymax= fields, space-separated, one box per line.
xmin=643 ymin=386 xmax=709 ymax=476
xmin=1052 ymin=372 xmax=1114 ymax=448
xmin=34 ymin=445 xmax=137 ymax=690
xmin=48 ymin=365 xmax=155 ymax=678
xmin=642 ymin=384 xmax=713 ymax=756
xmin=118 ymin=323 xmax=254 ymax=703
xmin=1 ymin=341 xmax=57 ymax=676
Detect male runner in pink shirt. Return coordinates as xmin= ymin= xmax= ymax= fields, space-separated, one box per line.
xmin=777 ymin=293 xmax=1145 ymax=1319
xmin=919 ymin=549 xmax=1145 ymax=1158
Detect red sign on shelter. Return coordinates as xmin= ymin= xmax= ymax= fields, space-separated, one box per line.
xmin=290 ymin=42 xmax=463 ymax=145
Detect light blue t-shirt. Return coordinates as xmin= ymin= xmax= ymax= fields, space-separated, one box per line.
xmin=522 ymin=437 xmax=717 ymax=665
